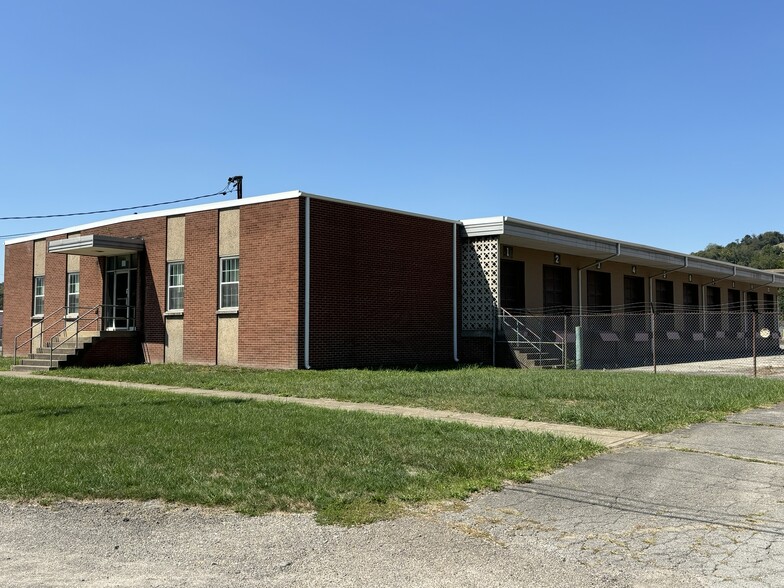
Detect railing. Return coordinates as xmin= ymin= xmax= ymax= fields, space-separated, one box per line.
xmin=496 ymin=310 xmax=784 ymax=377
xmin=101 ymin=304 xmax=137 ymax=331
xmin=498 ymin=308 xmax=542 ymax=352
xmin=13 ymin=305 xmax=70 ymax=366
xmin=498 ymin=308 xmax=566 ymax=368
xmin=46 ymin=304 xmax=103 ymax=368
xmin=13 ymin=304 xmax=137 ymax=366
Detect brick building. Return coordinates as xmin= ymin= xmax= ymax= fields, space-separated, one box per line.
xmin=3 ymin=190 xmax=783 ymax=370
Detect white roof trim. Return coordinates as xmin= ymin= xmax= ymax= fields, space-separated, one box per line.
xmin=5 ymin=190 xmax=303 ymax=245
xmin=4 ymin=190 xmax=457 ymax=246
xmin=461 ymin=215 xmax=784 ymax=287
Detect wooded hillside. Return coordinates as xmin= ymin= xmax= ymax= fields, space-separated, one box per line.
xmin=693 ymin=231 xmax=784 ymax=270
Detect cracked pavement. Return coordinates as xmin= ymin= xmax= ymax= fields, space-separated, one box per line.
xmin=440 ymin=403 xmax=784 ymax=586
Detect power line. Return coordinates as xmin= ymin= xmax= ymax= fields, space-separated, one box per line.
xmin=0 ymin=183 xmax=235 ymax=221
xmin=0 ymin=230 xmax=39 ymax=239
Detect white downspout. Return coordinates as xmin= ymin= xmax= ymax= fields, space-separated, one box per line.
xmin=453 ymin=223 xmax=459 ymax=363
xmin=304 ymin=196 xmax=311 ymax=369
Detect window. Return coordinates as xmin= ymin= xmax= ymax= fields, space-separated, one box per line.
xmin=33 ymin=276 xmax=45 ymax=316
xmin=66 ymin=272 xmax=80 ymax=314
xmin=219 ymin=256 xmax=239 ymax=309
xmin=727 ymin=289 xmax=741 ymax=311
xmin=623 ymin=276 xmax=645 ymax=313
xmin=764 ymin=293 xmax=775 ymax=313
xmin=683 ymin=283 xmax=699 ymax=309
xmin=747 ymin=291 xmax=759 ymax=313
xmin=683 ymin=283 xmax=700 ymax=333
xmin=167 ymin=262 xmax=184 ymax=311
xmin=586 ymin=270 xmax=611 ymax=313
xmin=543 ymin=265 xmax=572 ymax=315
xmin=706 ymin=286 xmax=721 ymax=310
xmin=500 ymin=259 xmax=525 ymax=310
xmin=655 ymin=279 xmax=674 ymax=313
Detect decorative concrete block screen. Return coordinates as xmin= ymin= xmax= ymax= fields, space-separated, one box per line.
xmin=461 ymin=236 xmax=499 ymax=331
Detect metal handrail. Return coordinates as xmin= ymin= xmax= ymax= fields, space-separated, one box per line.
xmin=13 ymin=305 xmax=68 ymax=365
xmin=498 ymin=308 xmax=543 ymax=353
xmin=13 ymin=303 xmax=137 ymax=367
xmin=102 ymin=304 xmax=136 ymax=330
xmin=499 ymin=308 xmax=568 ymax=368
xmin=46 ymin=304 xmax=103 ymax=368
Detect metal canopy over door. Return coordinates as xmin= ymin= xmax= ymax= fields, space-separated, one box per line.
xmin=105 ymin=255 xmax=137 ymax=330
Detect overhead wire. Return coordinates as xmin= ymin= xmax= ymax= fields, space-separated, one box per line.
xmin=0 ymin=182 xmax=235 ymax=221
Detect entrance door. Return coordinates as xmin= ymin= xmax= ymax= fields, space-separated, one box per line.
xmin=113 ymin=270 xmax=130 ymax=329
xmin=543 ymin=265 xmax=572 ymax=315
xmin=107 ymin=269 xmax=136 ymax=330
xmin=500 ymin=260 xmax=525 ymax=311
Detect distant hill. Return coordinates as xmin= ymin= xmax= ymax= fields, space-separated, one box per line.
xmin=693 ymin=232 xmax=783 ymax=314
xmin=693 ymin=231 xmax=784 ymax=270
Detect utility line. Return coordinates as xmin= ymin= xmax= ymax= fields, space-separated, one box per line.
xmin=0 ymin=183 xmax=235 ymax=221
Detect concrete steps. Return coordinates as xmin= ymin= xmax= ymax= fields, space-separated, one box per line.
xmin=11 ymin=332 xmax=100 ymax=372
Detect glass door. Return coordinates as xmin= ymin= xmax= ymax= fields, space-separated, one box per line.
xmin=112 ymin=270 xmax=131 ymax=329
xmin=105 ymin=255 xmax=138 ymax=331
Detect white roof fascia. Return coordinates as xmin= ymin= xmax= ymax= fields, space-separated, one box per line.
xmin=5 ymin=190 xmax=458 ymax=247
xmin=459 ymin=216 xmax=505 ymax=237
xmin=4 ymin=190 xmax=304 ymax=245
xmin=461 ymin=215 xmax=784 ymax=287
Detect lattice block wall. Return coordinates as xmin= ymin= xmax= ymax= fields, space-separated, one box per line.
xmin=461 ymin=237 xmax=499 ymax=331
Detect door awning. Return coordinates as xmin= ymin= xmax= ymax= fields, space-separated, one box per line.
xmin=48 ymin=235 xmax=145 ymax=257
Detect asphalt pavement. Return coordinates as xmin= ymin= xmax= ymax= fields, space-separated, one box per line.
xmin=3 ymin=390 xmax=784 ymax=585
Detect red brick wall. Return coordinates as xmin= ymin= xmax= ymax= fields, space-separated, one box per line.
xmin=459 ymin=337 xmax=494 ymax=365
xmin=308 ymin=199 xmax=456 ymax=368
xmin=2 ymin=241 xmax=35 ymax=355
xmin=237 ymin=199 xmax=301 ymax=368
xmin=182 ymin=211 xmax=218 ymax=364
xmin=82 ymin=217 xmax=167 ymax=363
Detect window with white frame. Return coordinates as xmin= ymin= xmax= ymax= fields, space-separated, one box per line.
xmin=167 ymin=262 xmax=184 ymax=311
xmin=66 ymin=272 xmax=80 ymax=314
xmin=33 ymin=276 xmax=45 ymax=316
xmin=219 ymin=256 xmax=239 ymax=309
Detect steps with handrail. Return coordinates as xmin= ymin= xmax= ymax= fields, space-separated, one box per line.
xmin=11 ymin=304 xmax=123 ymax=371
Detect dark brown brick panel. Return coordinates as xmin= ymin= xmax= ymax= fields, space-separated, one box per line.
xmin=238 ymin=198 xmax=301 ymax=369
xmin=76 ymin=333 xmax=143 ymax=367
xmin=308 ymin=199 xmax=456 ymax=368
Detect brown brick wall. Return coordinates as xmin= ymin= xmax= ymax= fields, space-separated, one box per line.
xmin=182 ymin=211 xmax=218 ymax=364
xmin=82 ymin=217 xmax=167 ymax=363
xmin=2 ymin=242 xmax=35 ymax=355
xmin=5 ymin=197 xmax=471 ymax=370
xmin=237 ymin=198 xmax=301 ymax=368
xmin=76 ymin=333 xmax=143 ymax=367
xmin=308 ymin=199 xmax=456 ymax=368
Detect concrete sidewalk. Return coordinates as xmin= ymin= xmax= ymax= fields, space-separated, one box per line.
xmin=0 ymin=370 xmax=646 ymax=447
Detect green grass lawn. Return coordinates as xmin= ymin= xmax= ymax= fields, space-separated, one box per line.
xmin=0 ymin=377 xmax=601 ymax=525
xmin=0 ymin=357 xmax=12 ymax=371
xmin=50 ymin=364 xmax=784 ymax=433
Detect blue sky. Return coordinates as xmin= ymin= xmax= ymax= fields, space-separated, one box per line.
xmin=2 ymin=1 xmax=783 ymax=278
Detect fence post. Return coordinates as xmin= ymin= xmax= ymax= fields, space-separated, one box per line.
xmin=753 ymin=312 xmax=757 ymax=378
xmin=651 ymin=312 xmax=657 ymax=374
xmin=563 ymin=315 xmax=567 ymax=368
xmin=575 ymin=324 xmax=583 ymax=370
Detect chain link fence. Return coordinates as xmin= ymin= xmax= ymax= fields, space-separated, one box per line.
xmin=498 ymin=311 xmax=784 ymax=377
